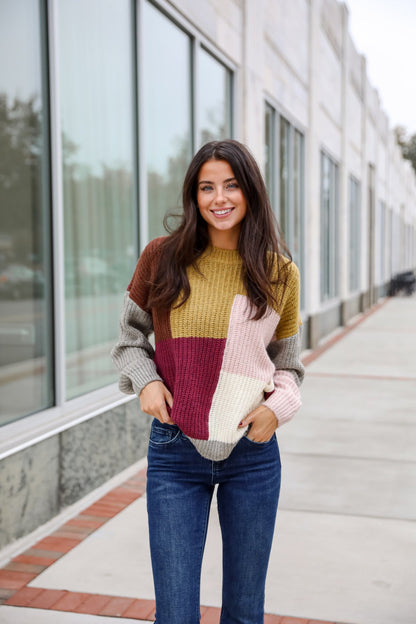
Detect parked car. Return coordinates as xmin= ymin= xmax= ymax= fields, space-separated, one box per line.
xmin=0 ymin=263 xmax=44 ymax=299
xmin=388 ymin=270 xmax=416 ymax=296
xmin=65 ymin=255 xmax=125 ymax=297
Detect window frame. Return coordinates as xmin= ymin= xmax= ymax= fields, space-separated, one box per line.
xmin=197 ymin=44 xmax=234 ymax=147
xmin=264 ymin=101 xmax=306 ymax=310
xmin=138 ymin=0 xmax=236 ymax=249
xmin=348 ymin=174 xmax=361 ymax=293
xmin=0 ymin=0 xmax=55 ymax=426
xmin=320 ymin=150 xmax=339 ymax=302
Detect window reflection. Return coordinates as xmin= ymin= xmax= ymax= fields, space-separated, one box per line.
xmin=264 ymin=104 xmax=274 ymax=203
xmin=57 ymin=0 xmax=135 ymax=399
xmin=143 ymin=1 xmax=192 ymax=240
xmin=378 ymin=200 xmax=385 ymax=285
xmin=320 ymin=152 xmax=338 ymax=300
xmin=0 ymin=0 xmax=53 ymax=425
xmin=264 ymin=106 xmax=305 ymax=307
xmin=279 ymin=117 xmax=290 ymax=240
xmin=292 ymin=130 xmax=303 ymax=266
xmin=198 ymin=48 xmax=232 ymax=145
xmin=349 ymin=176 xmax=361 ymax=291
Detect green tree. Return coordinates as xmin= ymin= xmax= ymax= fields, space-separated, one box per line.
xmin=394 ymin=125 xmax=416 ymax=175
xmin=0 ymin=93 xmax=44 ymax=265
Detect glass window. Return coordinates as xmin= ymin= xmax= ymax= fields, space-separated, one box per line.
xmin=143 ymin=1 xmax=192 ymax=240
xmin=348 ymin=176 xmax=361 ymax=292
xmin=264 ymin=105 xmax=305 ymax=307
xmin=391 ymin=211 xmax=401 ymax=274
xmin=320 ymin=152 xmax=339 ymax=301
xmin=279 ymin=117 xmax=290 ymax=239
xmin=387 ymin=207 xmax=393 ymax=277
xmin=292 ymin=130 xmax=304 ymax=268
xmin=0 ymin=0 xmax=53 ymax=425
xmin=378 ymin=200 xmax=386 ymax=284
xmin=321 ymin=154 xmax=330 ymax=299
xmin=264 ymin=103 xmax=275 ymax=203
xmin=56 ymin=0 xmax=136 ymax=399
xmin=198 ymin=47 xmax=232 ymax=146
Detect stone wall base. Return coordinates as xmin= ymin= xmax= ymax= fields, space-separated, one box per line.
xmin=0 ymin=398 xmax=151 ymax=550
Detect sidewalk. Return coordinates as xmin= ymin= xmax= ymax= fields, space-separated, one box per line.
xmin=1 ymin=295 xmax=415 ymax=624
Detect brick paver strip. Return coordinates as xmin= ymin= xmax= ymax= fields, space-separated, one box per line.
xmin=51 ymin=527 xmax=94 ymax=540
xmin=28 ymin=589 xmax=67 ymax=609
xmin=3 ymin=586 xmax=44 ymax=607
xmin=124 ymin=481 xmax=146 ymax=492
xmin=56 ymin=522 xmax=96 ymax=534
xmin=105 ymin=487 xmax=140 ymax=501
xmin=122 ymin=598 xmax=156 ymax=619
xmin=82 ymin=505 xmax=120 ymax=518
xmin=200 ymin=606 xmax=221 ymax=623
xmin=99 ymin=595 xmax=136 ymax=616
xmin=73 ymin=593 xmax=112 ymax=614
xmin=13 ymin=553 xmax=59 ymax=567
xmin=53 ymin=591 xmax=91 ymax=611
xmin=0 ymin=588 xmax=17 ymax=604
xmin=0 ymin=570 xmax=37 ymax=590
xmin=19 ymin=548 xmax=62 ymax=561
xmin=66 ymin=516 xmax=107 ymax=529
xmin=90 ymin=498 xmax=126 ymax=510
xmin=120 ymin=482 xmax=146 ymax=491
xmin=83 ymin=504 xmax=124 ymax=516
xmin=33 ymin=536 xmax=82 ymax=554
xmin=76 ymin=514 xmax=112 ymax=522
xmin=5 ymin=561 xmax=46 ymax=574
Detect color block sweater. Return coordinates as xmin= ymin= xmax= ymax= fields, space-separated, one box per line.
xmin=111 ymin=237 xmax=304 ymax=461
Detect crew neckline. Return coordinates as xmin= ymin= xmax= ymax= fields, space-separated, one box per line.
xmin=201 ymin=245 xmax=242 ymax=264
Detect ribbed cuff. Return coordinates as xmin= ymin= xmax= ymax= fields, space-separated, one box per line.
xmin=263 ymin=371 xmax=302 ymax=427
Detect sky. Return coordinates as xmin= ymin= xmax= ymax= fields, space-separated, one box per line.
xmin=346 ymin=0 xmax=416 ymax=134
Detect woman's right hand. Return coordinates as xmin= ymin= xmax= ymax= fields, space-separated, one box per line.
xmin=139 ymin=380 xmax=174 ymax=424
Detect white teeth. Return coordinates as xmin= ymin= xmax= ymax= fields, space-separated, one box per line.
xmin=213 ymin=208 xmax=232 ymax=215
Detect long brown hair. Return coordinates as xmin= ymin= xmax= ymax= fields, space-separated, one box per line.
xmin=147 ymin=139 xmax=291 ymax=319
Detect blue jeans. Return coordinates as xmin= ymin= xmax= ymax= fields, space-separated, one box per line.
xmin=146 ymin=420 xmax=281 ymax=624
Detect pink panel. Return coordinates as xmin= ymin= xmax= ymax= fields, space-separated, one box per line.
xmin=222 ymin=295 xmax=280 ymax=380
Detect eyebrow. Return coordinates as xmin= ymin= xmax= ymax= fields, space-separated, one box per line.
xmin=198 ymin=177 xmax=237 ymax=185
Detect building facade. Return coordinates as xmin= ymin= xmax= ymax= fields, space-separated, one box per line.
xmin=1 ymin=0 xmax=415 ymax=551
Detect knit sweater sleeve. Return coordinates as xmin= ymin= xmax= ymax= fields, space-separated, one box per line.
xmin=263 ymin=262 xmax=304 ymax=426
xmin=110 ymin=238 xmax=165 ymax=396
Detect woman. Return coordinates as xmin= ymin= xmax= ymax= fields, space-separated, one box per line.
xmin=111 ymin=139 xmax=304 ymax=624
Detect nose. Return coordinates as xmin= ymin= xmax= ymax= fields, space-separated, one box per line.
xmin=214 ymin=186 xmax=227 ymax=205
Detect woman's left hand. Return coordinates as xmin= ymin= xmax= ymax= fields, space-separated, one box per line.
xmin=238 ymin=405 xmax=278 ymax=442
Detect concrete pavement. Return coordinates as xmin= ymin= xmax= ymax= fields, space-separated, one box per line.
xmin=1 ymin=295 xmax=415 ymax=624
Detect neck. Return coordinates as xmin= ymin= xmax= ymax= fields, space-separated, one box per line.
xmin=208 ymin=230 xmax=239 ymax=250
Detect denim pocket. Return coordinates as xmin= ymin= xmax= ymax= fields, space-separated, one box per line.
xmin=149 ymin=421 xmax=181 ymax=447
xmin=243 ymin=432 xmax=276 ymax=447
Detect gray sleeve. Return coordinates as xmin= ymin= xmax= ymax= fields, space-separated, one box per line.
xmin=110 ymin=292 xmax=162 ymax=396
xmin=266 ymin=328 xmax=305 ymax=387
xmin=263 ymin=328 xmax=304 ymax=426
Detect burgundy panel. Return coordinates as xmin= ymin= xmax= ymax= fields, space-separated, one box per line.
xmin=154 ymin=337 xmax=226 ymax=440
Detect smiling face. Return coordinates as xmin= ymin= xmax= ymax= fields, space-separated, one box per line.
xmin=196 ymin=159 xmax=247 ymax=249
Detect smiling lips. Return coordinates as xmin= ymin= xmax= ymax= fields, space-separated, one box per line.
xmin=211 ymin=207 xmax=235 ymax=217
